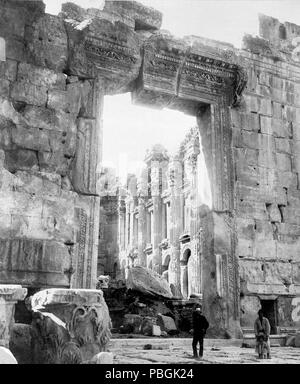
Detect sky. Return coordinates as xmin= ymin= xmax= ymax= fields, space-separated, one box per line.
xmin=43 ymin=0 xmax=300 ymax=185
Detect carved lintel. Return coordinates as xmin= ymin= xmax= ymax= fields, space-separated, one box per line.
xmin=133 ymin=34 xmax=247 ymax=110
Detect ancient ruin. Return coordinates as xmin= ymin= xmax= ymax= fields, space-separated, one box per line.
xmin=0 ymin=0 xmax=300 ymax=364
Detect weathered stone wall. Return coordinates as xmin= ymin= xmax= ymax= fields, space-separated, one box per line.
xmin=232 ymin=15 xmax=300 ymax=328
xmin=0 ymin=0 xmax=100 ymax=289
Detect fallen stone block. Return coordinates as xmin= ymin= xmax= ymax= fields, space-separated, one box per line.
xmin=123 ymin=314 xmax=143 ymax=334
xmin=294 ymin=333 xmax=300 ymax=348
xmin=141 ymin=316 xmax=156 ymax=336
xmin=9 ymin=323 xmax=32 ymax=364
xmin=285 ymin=335 xmax=295 ymax=347
xmin=157 ymin=314 xmax=177 ymax=334
xmin=126 ymin=266 xmax=172 ymax=298
xmin=152 ymin=324 xmax=161 ymax=337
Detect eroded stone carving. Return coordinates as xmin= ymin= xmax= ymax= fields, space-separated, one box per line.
xmin=30 ymin=288 xmax=112 ymax=364
xmin=96 ymin=275 xmax=110 ymax=289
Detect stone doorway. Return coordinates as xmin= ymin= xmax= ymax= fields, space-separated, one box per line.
xmin=261 ymin=299 xmax=279 ymax=334
xmin=66 ymin=5 xmax=247 ymax=335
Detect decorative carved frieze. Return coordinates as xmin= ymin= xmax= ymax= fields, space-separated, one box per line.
xmin=133 ymin=34 xmax=247 ymax=111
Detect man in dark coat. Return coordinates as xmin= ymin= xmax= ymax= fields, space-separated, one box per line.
xmin=192 ymin=304 xmax=209 ymax=358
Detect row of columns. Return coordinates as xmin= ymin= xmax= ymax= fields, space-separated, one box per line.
xmin=117 ymin=137 xmax=202 ymax=298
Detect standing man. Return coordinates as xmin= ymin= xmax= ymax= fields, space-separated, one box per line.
xmin=192 ymin=304 xmax=209 ymax=359
xmin=254 ymin=309 xmax=271 ymax=359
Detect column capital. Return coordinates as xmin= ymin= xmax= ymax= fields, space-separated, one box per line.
xmin=0 ymin=285 xmax=27 ymax=302
xmin=0 ymin=284 xmax=27 ymax=348
xmin=30 ymin=288 xmax=111 ymax=364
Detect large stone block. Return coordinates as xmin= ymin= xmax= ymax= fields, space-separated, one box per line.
xmin=156 ymin=314 xmax=177 ymax=334
xmin=11 ymin=81 xmax=47 ymax=107
xmin=24 ymin=14 xmax=68 ymax=72
xmin=231 ymin=111 xmax=260 ymax=132
xmin=0 ymin=239 xmax=71 ymax=287
xmin=4 ymin=149 xmax=39 ymax=172
xmin=4 ymin=38 xmax=25 ymax=62
xmin=257 ymin=148 xmax=277 ymax=168
xmin=9 ymin=323 xmax=32 ymax=364
xmin=276 ymin=153 xmax=292 ymax=172
xmin=264 ymin=261 xmax=292 ymax=285
xmin=123 ymin=314 xmax=143 ymax=334
xmin=0 ymin=5 xmax=26 ymax=38
xmin=0 ymin=79 xmax=10 ymax=98
xmin=259 ymin=98 xmax=272 ymax=116
xmin=236 ymin=218 xmax=255 ymax=240
xmin=30 ymin=288 xmax=112 ymax=364
xmin=237 ymin=199 xmax=268 ymax=221
xmin=254 ymin=220 xmax=274 ymax=240
xmin=282 ymin=207 xmax=300 ymax=226
xmin=126 ymin=266 xmax=172 ymax=298
xmin=244 ymin=94 xmax=259 ymax=113
xmin=239 ymin=260 xmax=265 ymax=284
xmin=237 ymin=238 xmax=253 ymax=257
xmin=260 ymin=116 xmax=292 ymax=138
xmin=11 ymin=125 xmax=50 ymax=152
xmin=234 ymin=147 xmax=258 ymax=167
xmin=21 ymin=105 xmax=76 ymax=133
xmin=17 ymin=63 xmax=66 ymax=91
xmin=275 ymin=137 xmax=291 ymax=154
xmin=277 ymin=239 xmax=300 ymax=262
xmin=253 ymin=239 xmax=277 ymax=259
xmin=0 ymin=60 xmax=17 ymax=82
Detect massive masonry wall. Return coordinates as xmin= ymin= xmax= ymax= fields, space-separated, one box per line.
xmin=0 ymin=0 xmax=100 ymax=288
xmin=231 ymin=15 xmax=300 ymax=327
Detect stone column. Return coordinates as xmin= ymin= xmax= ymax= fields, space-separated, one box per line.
xmin=72 ymin=78 xmax=104 ymax=289
xmin=137 ymin=197 xmax=147 ymax=266
xmin=129 ymin=200 xmax=134 ymax=247
xmin=151 ymin=161 xmax=162 ymax=274
xmin=0 ymin=285 xmax=27 ymax=348
xmin=125 ymin=201 xmax=130 ymax=248
xmin=118 ymin=199 xmax=126 ymax=251
xmin=30 ymin=288 xmax=111 ymax=364
xmin=168 ymin=155 xmax=183 ymax=296
xmin=188 ymin=141 xmax=202 ymax=297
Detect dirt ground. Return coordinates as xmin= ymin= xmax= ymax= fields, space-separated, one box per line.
xmin=108 ymin=338 xmax=300 ymax=364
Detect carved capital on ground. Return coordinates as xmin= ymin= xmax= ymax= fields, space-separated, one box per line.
xmin=30 ymin=288 xmax=112 ymax=364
